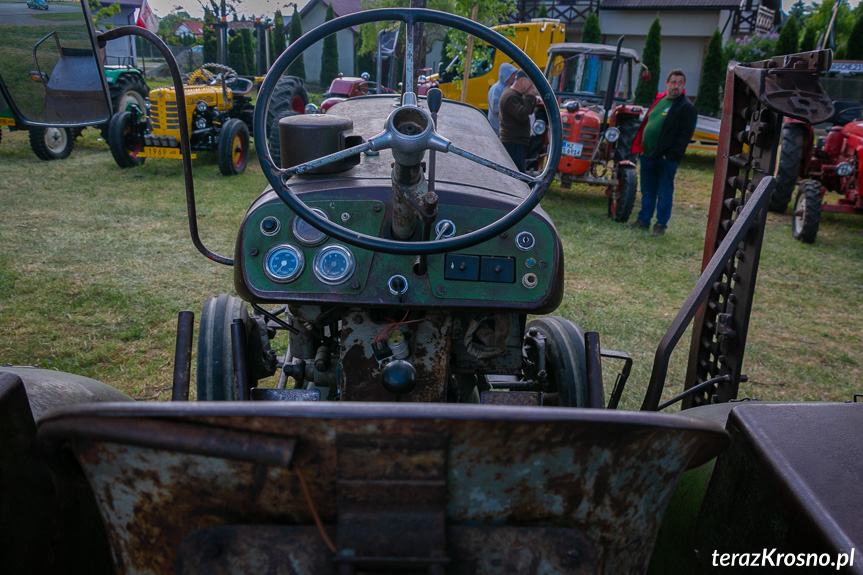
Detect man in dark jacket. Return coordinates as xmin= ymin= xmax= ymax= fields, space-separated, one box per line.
xmin=499 ymin=70 xmax=538 ymax=172
xmin=630 ymin=69 xmax=697 ymax=236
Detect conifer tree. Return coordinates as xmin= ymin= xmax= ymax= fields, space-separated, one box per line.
xmin=242 ymin=28 xmax=254 ymax=75
xmin=320 ymin=4 xmax=340 ymax=88
xmin=272 ymin=10 xmax=286 ymax=57
xmin=634 ymin=16 xmax=661 ymax=106
xmin=228 ymin=30 xmax=245 ymax=74
xmin=536 ymin=2 xmax=548 ymax=19
xmin=799 ymin=26 xmax=817 ymax=51
xmin=695 ymin=29 xmax=723 ymax=117
xmin=287 ymin=7 xmax=306 ymax=80
xmin=582 ymin=12 xmax=601 ymax=44
xmin=203 ymin=8 xmax=217 ymax=64
xmin=775 ymin=16 xmax=800 ymax=57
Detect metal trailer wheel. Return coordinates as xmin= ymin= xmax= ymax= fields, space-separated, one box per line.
xmin=792 ymin=180 xmax=822 ymax=243
xmin=29 ymin=126 xmax=73 ymax=160
xmin=771 ymin=122 xmax=807 ymax=213
xmin=265 ymin=76 xmax=309 ymax=167
xmin=218 ymin=118 xmax=250 ymax=176
xmin=608 ymin=164 xmax=637 ymax=222
xmin=107 ymin=111 xmax=145 ymax=168
xmin=525 ymin=316 xmax=589 ymax=407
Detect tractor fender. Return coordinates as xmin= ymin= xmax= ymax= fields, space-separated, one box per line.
xmin=0 ymin=366 xmax=132 ymax=423
xmin=617 ymin=159 xmax=637 ymax=168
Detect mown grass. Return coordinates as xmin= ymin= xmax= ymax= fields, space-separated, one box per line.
xmin=1 ymin=127 xmax=861 ymax=407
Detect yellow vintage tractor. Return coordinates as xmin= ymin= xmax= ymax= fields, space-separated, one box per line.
xmin=107 ymin=63 xmax=308 ymax=176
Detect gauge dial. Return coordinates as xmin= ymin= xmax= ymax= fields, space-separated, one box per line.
xmin=292 ymin=208 xmax=329 ymax=246
xmin=313 ymin=245 xmax=355 ymax=285
xmin=264 ymin=244 xmax=304 ymax=283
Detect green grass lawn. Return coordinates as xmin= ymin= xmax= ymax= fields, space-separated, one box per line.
xmin=1 ymin=126 xmax=861 ymax=408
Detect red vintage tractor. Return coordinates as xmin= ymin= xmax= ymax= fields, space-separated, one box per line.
xmin=772 ymin=102 xmax=863 ymax=243
xmin=532 ymin=38 xmax=647 ymax=222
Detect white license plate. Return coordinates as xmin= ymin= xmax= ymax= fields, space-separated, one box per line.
xmin=562 ymin=141 xmax=583 ymax=157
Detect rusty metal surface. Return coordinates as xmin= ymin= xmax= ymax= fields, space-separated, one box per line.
xmin=683 ymin=51 xmax=834 ymax=408
xmin=177 ymin=524 xmax=599 ymax=574
xmin=695 ymin=402 xmax=863 ymax=574
xmin=38 ymin=402 xmax=728 ymax=575
xmin=339 ymin=311 xmax=451 ymax=402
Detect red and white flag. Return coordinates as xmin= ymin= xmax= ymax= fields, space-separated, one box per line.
xmin=136 ymin=0 xmax=159 ymax=34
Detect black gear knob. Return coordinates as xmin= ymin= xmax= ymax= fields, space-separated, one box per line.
xmin=427 ymin=88 xmax=443 ymax=115
xmin=381 ymin=359 xmax=417 ymax=396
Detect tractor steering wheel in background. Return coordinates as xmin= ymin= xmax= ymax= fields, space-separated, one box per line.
xmin=254 ymin=8 xmax=563 ymax=256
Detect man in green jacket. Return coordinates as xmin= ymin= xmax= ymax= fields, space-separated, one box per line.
xmin=630 ymin=69 xmax=697 ymax=236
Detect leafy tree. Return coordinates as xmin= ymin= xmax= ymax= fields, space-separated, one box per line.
xmin=158 ymin=10 xmax=193 ymax=39
xmin=846 ymin=14 xmax=863 ymax=60
xmin=695 ymin=29 xmax=723 ymax=117
xmin=320 ymin=4 xmax=340 ymax=88
xmin=287 ymin=8 xmax=305 ymax=80
xmin=536 ymin=2 xmax=548 ymax=19
xmin=801 ymin=0 xmax=855 ymax=51
xmin=203 ymin=8 xmax=218 ymax=63
xmin=723 ymin=32 xmax=778 ymax=64
xmin=89 ymin=0 xmax=120 ymax=28
xmin=241 ymin=28 xmax=255 ymax=75
xmin=582 ymin=12 xmax=600 ymax=44
xmin=634 ymin=16 xmax=661 ymax=106
xmin=800 ymin=25 xmax=818 ymax=51
xmin=775 ymin=15 xmax=800 ymax=56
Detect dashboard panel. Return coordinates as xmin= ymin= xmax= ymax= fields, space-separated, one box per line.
xmin=235 ymin=185 xmax=564 ymax=313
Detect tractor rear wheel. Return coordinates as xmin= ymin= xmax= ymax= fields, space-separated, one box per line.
xmin=772 ymin=123 xmax=807 ymax=213
xmin=525 ymin=316 xmax=588 ymax=407
xmin=29 ymin=127 xmax=73 ymax=160
xmin=792 ymin=180 xmax=822 ymax=244
xmin=217 ymin=118 xmax=250 ymax=176
xmin=107 ymin=111 xmax=145 ymax=168
xmin=266 ymin=76 xmax=309 ymax=167
xmin=608 ymin=164 xmax=637 ymax=223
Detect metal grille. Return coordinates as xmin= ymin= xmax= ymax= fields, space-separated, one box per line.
xmin=515 ymin=0 xmax=598 ymax=29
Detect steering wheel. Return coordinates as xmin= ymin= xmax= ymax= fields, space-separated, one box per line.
xmin=254 ymin=8 xmax=563 ymax=256
xmin=188 ymin=63 xmax=238 ymax=86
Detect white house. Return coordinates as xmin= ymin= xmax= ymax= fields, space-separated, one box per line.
xmin=298 ymin=0 xmax=362 ymax=89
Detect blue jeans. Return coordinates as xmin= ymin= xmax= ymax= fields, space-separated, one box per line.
xmin=503 ymin=141 xmax=527 ymax=172
xmin=637 ymin=155 xmax=679 ymax=227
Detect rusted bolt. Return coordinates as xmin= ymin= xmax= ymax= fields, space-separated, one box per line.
xmin=436 ymin=285 xmax=446 ymax=295
xmin=423 ymin=192 xmax=438 ymax=208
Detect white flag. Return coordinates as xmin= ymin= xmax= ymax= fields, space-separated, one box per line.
xmin=136 ymin=0 xmax=159 ymax=34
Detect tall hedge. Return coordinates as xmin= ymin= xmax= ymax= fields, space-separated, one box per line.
xmin=582 ymin=13 xmax=601 ymax=44
xmin=203 ymin=8 xmax=217 ymax=64
xmin=695 ymin=29 xmax=723 ymax=117
xmin=847 ymin=14 xmax=863 ymax=60
xmin=241 ymin=28 xmax=255 ymax=75
xmin=320 ymin=4 xmax=340 ymax=88
xmin=287 ymin=8 xmax=305 ymax=80
xmin=635 ymin=16 xmax=661 ymax=106
xmin=775 ymin=16 xmax=800 ymax=57
xmin=228 ymin=31 xmax=246 ymax=74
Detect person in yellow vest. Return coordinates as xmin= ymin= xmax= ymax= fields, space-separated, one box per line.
xmin=630 ymin=69 xmax=697 ymax=236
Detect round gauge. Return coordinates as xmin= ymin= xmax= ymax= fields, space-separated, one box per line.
xmin=292 ymin=208 xmax=329 ymax=246
xmin=313 ymin=245 xmax=355 ymax=285
xmin=264 ymin=244 xmax=304 ymax=283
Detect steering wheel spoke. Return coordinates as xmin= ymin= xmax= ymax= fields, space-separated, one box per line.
xmin=446 ymin=144 xmax=539 ymax=185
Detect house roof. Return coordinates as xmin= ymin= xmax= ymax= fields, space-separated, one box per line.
xmin=173 ymin=19 xmax=204 ymax=36
xmin=600 ymin=0 xmax=742 ymax=9
xmin=300 ymin=0 xmax=362 ymax=20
